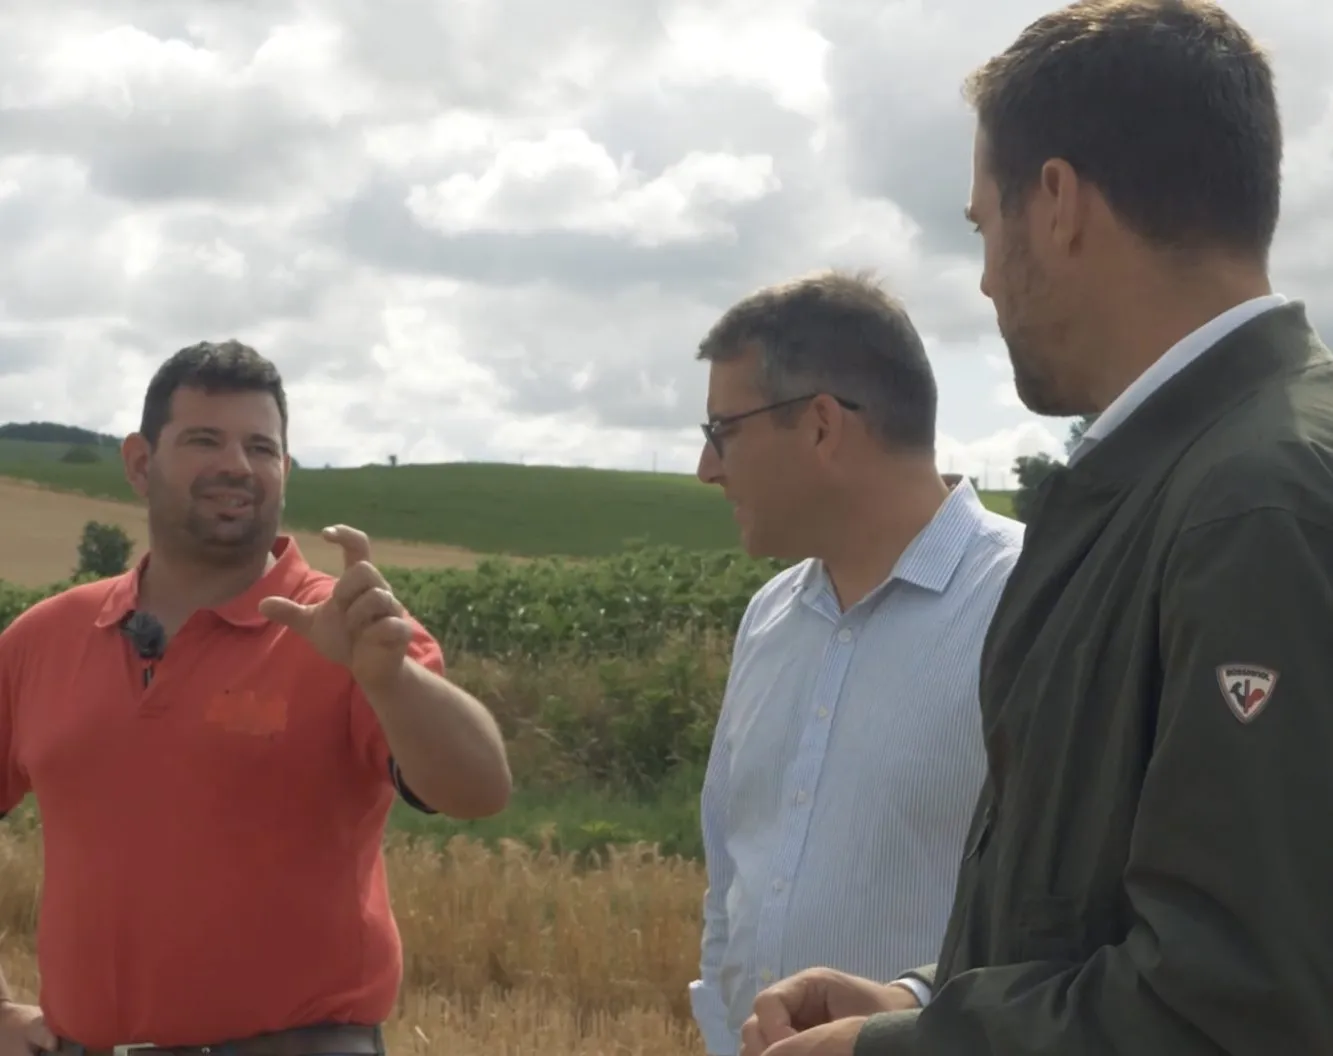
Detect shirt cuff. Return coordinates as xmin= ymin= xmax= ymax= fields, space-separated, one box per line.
xmin=688 ymin=978 xmax=737 ymax=1056
xmin=890 ymin=975 xmax=932 ymax=1008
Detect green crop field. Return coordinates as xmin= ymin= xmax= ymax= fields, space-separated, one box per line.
xmin=0 ymin=426 xmax=1018 ymax=856
xmin=0 ymin=440 xmax=1016 ymax=556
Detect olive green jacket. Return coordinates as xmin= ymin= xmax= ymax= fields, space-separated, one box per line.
xmin=856 ymin=301 xmax=1333 ymax=1055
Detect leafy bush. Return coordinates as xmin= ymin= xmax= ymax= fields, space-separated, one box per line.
xmin=60 ymin=444 xmax=101 ymax=463
xmin=2 ymin=543 xmax=785 ymax=798
xmin=0 ymin=580 xmax=55 ymax=631
xmin=75 ymin=520 xmax=134 ymax=577
xmin=385 ymin=545 xmax=783 ymax=660
xmin=490 ymin=632 xmax=732 ymax=794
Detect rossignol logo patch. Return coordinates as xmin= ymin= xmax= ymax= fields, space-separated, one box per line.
xmin=1215 ymin=664 xmax=1279 ymax=724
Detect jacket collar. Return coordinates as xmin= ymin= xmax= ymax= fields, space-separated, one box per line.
xmin=1062 ymin=300 xmax=1329 ymax=489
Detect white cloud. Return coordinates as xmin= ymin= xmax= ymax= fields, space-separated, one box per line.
xmin=658 ymin=1 xmax=832 ymax=119
xmin=363 ymin=112 xmax=507 ymax=172
xmin=405 ymin=129 xmax=780 ymax=246
xmin=0 ymin=0 xmax=1329 ymax=497
xmin=18 ymin=26 xmax=223 ymax=111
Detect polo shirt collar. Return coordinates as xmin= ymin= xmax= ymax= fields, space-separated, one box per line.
xmin=94 ymin=535 xmax=312 ymax=630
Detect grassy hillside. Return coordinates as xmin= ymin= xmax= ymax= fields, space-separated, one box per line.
xmin=0 ymin=440 xmax=1016 ymax=556
xmin=0 ymin=439 xmax=97 ymax=462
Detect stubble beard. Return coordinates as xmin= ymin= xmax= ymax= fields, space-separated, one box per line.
xmin=1007 ymin=333 xmax=1066 ymax=416
xmin=147 ymin=473 xmax=281 ymax=568
xmin=997 ymin=231 xmax=1074 ymax=418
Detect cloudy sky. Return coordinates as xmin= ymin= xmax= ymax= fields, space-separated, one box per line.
xmin=2 ymin=0 xmax=1331 ymax=487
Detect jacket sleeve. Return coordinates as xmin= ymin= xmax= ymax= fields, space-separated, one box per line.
xmin=854 ymin=505 xmax=1333 ymax=1056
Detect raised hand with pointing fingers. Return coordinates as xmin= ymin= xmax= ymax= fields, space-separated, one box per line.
xmin=257 ymin=524 xmax=412 ymax=691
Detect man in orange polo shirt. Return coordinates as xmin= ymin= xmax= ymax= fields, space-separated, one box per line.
xmin=0 ymin=340 xmax=512 ymax=1056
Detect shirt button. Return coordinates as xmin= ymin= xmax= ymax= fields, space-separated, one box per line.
xmin=761 ymin=969 xmax=774 ymax=983
xmin=838 ymin=628 xmax=852 ymax=643
xmin=773 ymin=878 xmax=785 ymax=891
xmin=817 ymin=707 xmax=829 ymax=719
xmin=795 ymin=790 xmax=808 ymax=804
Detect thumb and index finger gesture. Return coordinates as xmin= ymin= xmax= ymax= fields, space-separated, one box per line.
xmin=257 ymin=525 xmax=373 ymax=633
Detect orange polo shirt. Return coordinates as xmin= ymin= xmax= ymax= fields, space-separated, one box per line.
xmin=0 ymin=537 xmax=445 ymax=1048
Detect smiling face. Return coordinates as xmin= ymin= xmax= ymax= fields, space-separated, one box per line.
xmin=123 ymin=385 xmax=290 ymax=565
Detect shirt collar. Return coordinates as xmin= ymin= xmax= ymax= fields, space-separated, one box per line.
xmin=1071 ymin=293 xmax=1288 ymax=463
xmin=799 ymin=477 xmax=990 ymax=607
xmin=891 ymin=477 xmax=989 ymax=593
xmin=94 ymin=535 xmax=313 ymax=630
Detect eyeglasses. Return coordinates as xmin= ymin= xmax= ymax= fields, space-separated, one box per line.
xmin=701 ymin=393 xmax=862 ymax=456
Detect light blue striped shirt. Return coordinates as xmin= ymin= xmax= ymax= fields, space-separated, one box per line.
xmin=689 ymin=481 xmax=1024 ymax=1054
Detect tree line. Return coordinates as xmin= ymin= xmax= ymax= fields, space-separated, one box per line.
xmin=0 ymin=421 xmax=120 ymax=447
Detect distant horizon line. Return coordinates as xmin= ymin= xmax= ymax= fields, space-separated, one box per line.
xmin=0 ymin=423 xmax=1022 ymax=490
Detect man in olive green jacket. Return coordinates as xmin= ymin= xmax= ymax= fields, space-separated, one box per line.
xmin=738 ymin=3 xmax=1333 ymax=1055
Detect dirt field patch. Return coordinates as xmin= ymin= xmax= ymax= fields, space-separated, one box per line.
xmin=0 ymin=477 xmax=494 ymax=588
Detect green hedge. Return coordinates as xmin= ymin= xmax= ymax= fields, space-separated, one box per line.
xmin=0 ymin=545 xmax=782 ymax=656
xmin=0 ymin=546 xmax=786 ymax=797
xmin=382 ymin=546 xmax=784 ymax=659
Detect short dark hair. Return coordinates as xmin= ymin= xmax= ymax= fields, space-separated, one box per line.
xmin=697 ymin=269 xmax=937 ymax=450
xmin=964 ymin=0 xmax=1281 ymax=261
xmin=140 ymin=340 xmax=288 ymax=450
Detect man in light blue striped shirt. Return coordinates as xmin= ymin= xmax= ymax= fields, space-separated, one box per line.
xmin=688 ymin=270 xmax=1024 ymax=1055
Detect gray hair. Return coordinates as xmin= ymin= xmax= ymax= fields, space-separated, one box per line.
xmin=696 ymin=269 xmax=937 ymax=450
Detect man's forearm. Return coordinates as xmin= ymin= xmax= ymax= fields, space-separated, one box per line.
xmin=361 ymin=659 xmax=512 ymax=819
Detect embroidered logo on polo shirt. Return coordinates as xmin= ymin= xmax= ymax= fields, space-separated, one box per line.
xmin=1215 ymin=664 xmax=1278 ymax=724
xmin=205 ymin=688 xmax=289 ymax=737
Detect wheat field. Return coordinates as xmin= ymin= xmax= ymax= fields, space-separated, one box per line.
xmin=0 ymin=824 xmax=709 ymax=1055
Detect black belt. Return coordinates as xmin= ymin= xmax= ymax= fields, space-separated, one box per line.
xmin=56 ymin=1023 xmax=385 ymax=1056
